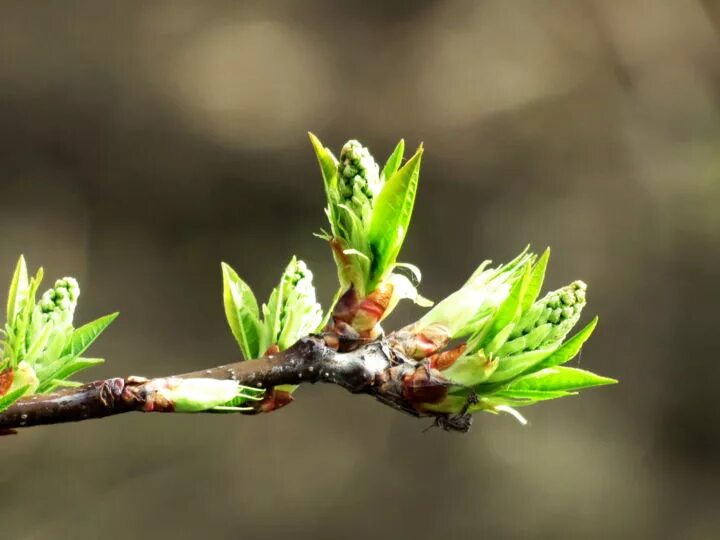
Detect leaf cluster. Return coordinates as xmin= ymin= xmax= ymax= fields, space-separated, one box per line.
xmin=0 ymin=257 xmax=117 ymax=411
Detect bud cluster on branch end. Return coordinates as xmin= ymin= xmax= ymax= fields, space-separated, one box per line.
xmin=0 ymin=134 xmax=615 ymax=434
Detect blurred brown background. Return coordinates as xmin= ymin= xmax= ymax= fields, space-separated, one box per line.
xmin=1 ymin=1 xmax=719 ymax=538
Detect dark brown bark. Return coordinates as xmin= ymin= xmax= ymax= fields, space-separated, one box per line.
xmin=0 ymin=336 xmax=472 ymax=432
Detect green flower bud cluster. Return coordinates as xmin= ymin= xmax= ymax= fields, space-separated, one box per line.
xmin=338 ymin=140 xmax=382 ymax=203
xmin=0 ymin=256 xmax=117 ymax=412
xmin=223 ymin=256 xmax=323 ymax=362
xmin=416 ymin=249 xmax=613 ymax=424
xmin=264 ymin=257 xmax=323 ymax=351
xmin=498 ymin=281 xmax=587 ymax=357
xmin=310 ymin=134 xmax=425 ymax=324
xmin=39 ymin=277 xmax=79 ymax=327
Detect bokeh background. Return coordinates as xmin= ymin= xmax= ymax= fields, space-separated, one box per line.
xmin=1 ymin=1 xmax=719 ymax=538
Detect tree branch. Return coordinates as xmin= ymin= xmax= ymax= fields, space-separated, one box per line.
xmin=0 ymin=336 xmax=471 ymax=433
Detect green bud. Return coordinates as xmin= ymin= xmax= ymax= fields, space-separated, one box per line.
xmin=39 ymin=277 xmax=79 ymax=327
xmin=507 ymin=280 xmax=587 ymax=350
xmin=479 ymin=281 xmax=588 ymax=384
xmin=144 ymin=377 xmax=264 ymax=413
xmin=332 ymin=140 xmax=382 ymax=241
xmin=269 ymin=257 xmax=323 ymax=351
xmin=338 ymin=140 xmax=382 ymax=201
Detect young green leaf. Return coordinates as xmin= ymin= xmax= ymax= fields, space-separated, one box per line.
xmin=308 ymin=133 xmax=339 ymax=227
xmin=490 ymin=264 xmax=531 ymax=336
xmin=485 ymin=323 xmax=515 ymax=356
xmin=531 ymin=316 xmax=599 ymax=371
xmin=380 ymin=139 xmax=405 ymax=181
xmin=38 ymin=357 xmax=105 ymax=393
xmin=502 ymin=366 xmax=617 ymax=393
xmin=24 ymin=323 xmax=54 ymax=364
xmin=12 ymin=268 xmax=44 ymax=365
xmin=522 ymin=248 xmax=549 ymax=312
xmin=62 ymin=313 xmax=119 ymax=359
xmin=6 ymin=255 xmax=29 ymax=324
xmin=470 ymin=263 xmax=531 ymax=351
xmin=264 ymin=260 xmax=290 ymax=348
xmin=0 ymin=384 xmax=29 ymax=411
xmin=221 ymin=263 xmax=262 ymax=360
xmin=485 ymin=346 xmax=557 ymax=384
xmin=367 ymin=147 xmax=423 ymax=290
xmin=263 ymin=257 xmax=323 ymax=352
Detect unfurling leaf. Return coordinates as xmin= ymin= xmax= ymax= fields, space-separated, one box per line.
xmin=6 ymin=255 xmax=29 ymax=325
xmin=367 ymin=147 xmax=422 ymax=291
xmin=222 ymin=258 xmax=323 ymax=363
xmin=221 ymin=262 xmax=262 ymax=360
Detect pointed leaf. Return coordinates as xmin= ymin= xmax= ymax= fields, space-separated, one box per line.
xmin=491 ymin=264 xmax=530 ymax=333
xmin=24 ymin=322 xmax=54 ymax=364
xmin=266 ymin=257 xmax=296 ymax=346
xmin=367 ymin=147 xmax=423 ymax=289
xmin=63 ymin=313 xmax=118 ymax=359
xmin=472 ymin=263 xmax=531 ymax=351
xmin=308 ymin=132 xmax=338 ymax=190
xmin=532 ymin=316 xmax=598 ymax=371
xmin=0 ymin=384 xmax=29 ymax=412
xmin=6 ymin=256 xmax=29 ymax=323
xmin=13 ymin=269 xmax=43 ymax=364
xmin=485 ymin=346 xmax=557 ymax=383
xmin=221 ymin=263 xmax=262 ymax=360
xmin=504 ymin=366 xmax=617 ymax=393
xmin=381 ymin=139 xmax=405 ymax=181
xmin=522 ymin=248 xmax=549 ymax=312
xmin=39 ymin=357 xmax=105 ymax=393
xmin=37 ymin=327 xmax=71 ymax=373
xmin=486 ymin=323 xmax=515 ymax=355
xmin=308 ymin=133 xmax=339 ymax=221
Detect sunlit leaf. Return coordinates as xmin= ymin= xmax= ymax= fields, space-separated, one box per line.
xmin=522 ymin=248 xmax=549 ymax=312
xmin=62 ymin=313 xmax=118 ymax=359
xmin=367 ymin=147 xmax=423 ymax=290
xmin=6 ymin=255 xmax=29 ymax=323
xmin=39 ymin=357 xmax=105 ymax=393
xmin=221 ymin=263 xmax=262 ymax=360
xmin=531 ymin=316 xmax=599 ymax=371
xmin=0 ymin=384 xmax=29 ymax=411
xmin=485 ymin=346 xmax=557 ymax=384
xmin=380 ymin=139 xmax=405 ymax=181
xmin=503 ymin=366 xmax=617 ymax=393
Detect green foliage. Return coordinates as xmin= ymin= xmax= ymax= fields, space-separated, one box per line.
xmin=310 ymin=133 xmax=424 ymax=306
xmin=0 ymin=256 xmax=118 ymax=411
xmin=0 ymin=135 xmax=614 ymax=425
xmin=422 ymin=248 xmax=614 ymax=422
xmin=222 ymin=256 xmax=323 ymax=360
xmin=417 ymin=249 xmax=533 ymax=339
xmin=306 ymin=136 xmax=614 ymax=423
xmin=222 ymin=262 xmax=262 ymax=361
xmin=367 ymin=147 xmax=422 ymax=292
